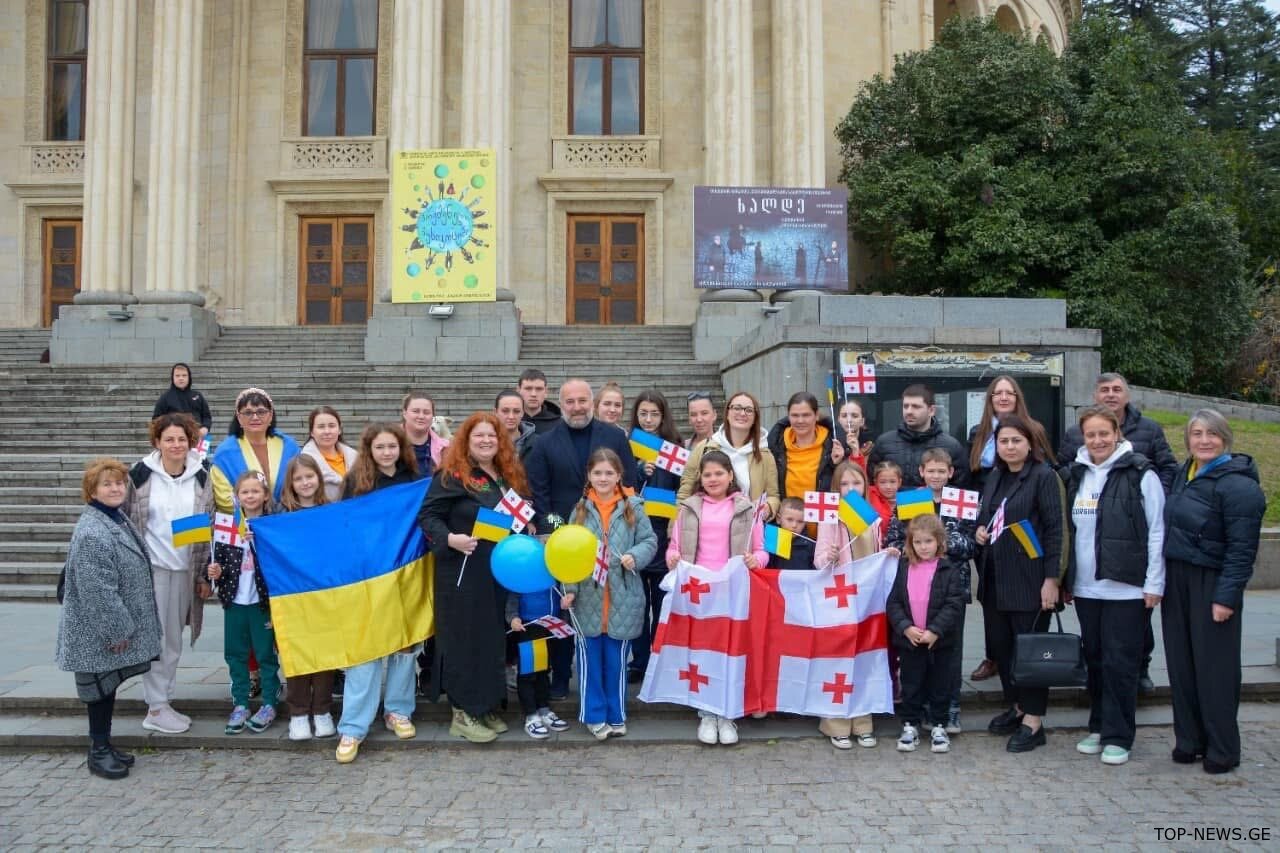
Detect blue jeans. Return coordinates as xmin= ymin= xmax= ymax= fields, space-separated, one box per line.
xmin=576 ymin=635 xmax=629 ymax=725
xmin=336 ymin=651 xmax=417 ymax=739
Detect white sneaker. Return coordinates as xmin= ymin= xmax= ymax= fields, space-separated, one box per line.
xmin=142 ymin=705 xmax=189 ymax=734
xmin=1076 ymin=733 xmax=1103 ymax=755
xmin=288 ymin=715 xmax=313 ymax=741
xmin=930 ymin=724 xmax=950 ymax=753
xmin=697 ymin=716 xmax=719 ymax=745
xmin=717 ymin=717 xmax=739 ymax=745
xmin=897 ymin=723 xmax=919 ymax=752
xmin=170 ymin=706 xmax=192 ymax=727
xmin=312 ymin=713 xmax=337 ymax=738
xmin=830 ymin=735 xmax=853 ymax=750
xmin=857 ymin=732 xmax=878 ymax=748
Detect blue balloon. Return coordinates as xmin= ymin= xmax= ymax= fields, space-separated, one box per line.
xmin=490 ymin=534 xmax=553 ymax=594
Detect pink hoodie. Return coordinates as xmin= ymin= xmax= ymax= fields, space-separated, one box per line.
xmin=666 ymin=494 xmax=767 ymax=570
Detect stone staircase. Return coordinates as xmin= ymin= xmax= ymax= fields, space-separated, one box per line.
xmin=0 ymin=324 xmax=724 ymax=601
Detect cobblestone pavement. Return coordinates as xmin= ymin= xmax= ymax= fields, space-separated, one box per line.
xmin=1 ymin=723 xmax=1276 ymax=851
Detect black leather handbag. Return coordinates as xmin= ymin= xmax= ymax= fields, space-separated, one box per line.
xmin=1011 ymin=612 xmax=1087 ymax=688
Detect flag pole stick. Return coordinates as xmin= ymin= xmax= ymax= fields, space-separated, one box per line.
xmin=457 ymin=553 xmax=469 ymax=587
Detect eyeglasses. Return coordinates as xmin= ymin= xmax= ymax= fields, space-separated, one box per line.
xmin=687 ymin=392 xmax=711 ymax=402
xmin=728 ymin=405 xmax=755 ymax=415
xmin=238 ymin=408 xmax=271 ymax=419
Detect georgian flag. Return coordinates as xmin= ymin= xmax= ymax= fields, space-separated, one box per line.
xmin=640 ymin=553 xmax=896 ymax=720
xmin=496 ymin=488 xmax=536 ymax=533
xmin=638 ymin=558 xmax=752 ymax=719
xmin=940 ymin=487 xmax=981 ymax=521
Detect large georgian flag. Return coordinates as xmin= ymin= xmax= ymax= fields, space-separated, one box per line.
xmin=640 ymin=552 xmax=897 ymax=719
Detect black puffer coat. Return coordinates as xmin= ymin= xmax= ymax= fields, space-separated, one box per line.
xmin=1163 ymin=454 xmax=1266 ymax=610
xmin=868 ymin=418 xmax=969 ymax=488
xmin=766 ymin=416 xmax=839 ymax=496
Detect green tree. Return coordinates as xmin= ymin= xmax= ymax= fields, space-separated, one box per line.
xmin=836 ymin=15 xmax=1252 ymax=392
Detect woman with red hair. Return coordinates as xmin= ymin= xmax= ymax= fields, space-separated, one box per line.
xmin=419 ymin=412 xmax=531 ymax=743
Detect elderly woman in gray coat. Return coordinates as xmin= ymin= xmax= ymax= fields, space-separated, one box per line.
xmin=56 ymin=458 xmax=163 ymax=781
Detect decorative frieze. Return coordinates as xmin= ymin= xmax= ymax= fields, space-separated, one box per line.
xmin=27 ymin=143 xmax=85 ymax=176
xmin=286 ymin=138 xmax=383 ymax=171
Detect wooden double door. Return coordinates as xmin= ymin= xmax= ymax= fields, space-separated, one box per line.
xmin=568 ymin=214 xmax=643 ymax=325
xmin=299 ymin=215 xmax=373 ymax=325
xmin=42 ymin=219 xmax=81 ymax=326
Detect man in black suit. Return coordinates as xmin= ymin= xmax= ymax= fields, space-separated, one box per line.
xmin=523 ymin=378 xmax=637 ymax=697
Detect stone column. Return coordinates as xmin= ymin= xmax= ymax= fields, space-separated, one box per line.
xmin=383 ymin=0 xmax=445 ymax=302
xmin=703 ymin=0 xmax=754 ymax=186
xmin=77 ymin=0 xmax=138 ymax=304
xmin=460 ymin=0 xmax=511 ymax=289
xmin=881 ymin=0 xmax=896 ymax=78
xmin=770 ymin=0 xmax=824 ymax=187
xmin=142 ymin=0 xmax=205 ymax=305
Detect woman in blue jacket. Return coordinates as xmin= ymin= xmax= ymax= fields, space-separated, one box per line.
xmin=1162 ymin=409 xmax=1265 ymax=774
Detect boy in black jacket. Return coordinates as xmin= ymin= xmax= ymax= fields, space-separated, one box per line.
xmin=887 ymin=514 xmax=966 ymax=754
xmin=767 ymin=497 xmax=817 ymax=570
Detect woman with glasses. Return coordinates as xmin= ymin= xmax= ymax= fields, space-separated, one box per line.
xmin=678 ymin=392 xmax=780 ymax=521
xmin=210 ymin=388 xmax=301 ymax=514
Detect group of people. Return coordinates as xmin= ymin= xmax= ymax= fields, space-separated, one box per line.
xmin=55 ymin=363 xmax=1264 ymax=781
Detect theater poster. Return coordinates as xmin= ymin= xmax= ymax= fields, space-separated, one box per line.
xmin=391 ymin=149 xmax=496 ymax=303
xmin=693 ymin=186 xmax=849 ymax=289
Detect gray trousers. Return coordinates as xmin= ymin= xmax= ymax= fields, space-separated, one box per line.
xmin=142 ymin=568 xmax=192 ymax=708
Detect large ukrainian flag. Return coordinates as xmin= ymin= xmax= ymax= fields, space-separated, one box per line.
xmin=252 ymin=479 xmax=435 ymax=677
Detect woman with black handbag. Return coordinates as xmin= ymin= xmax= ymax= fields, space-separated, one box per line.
xmin=974 ymin=415 xmax=1068 ymax=753
xmin=1065 ymin=405 xmax=1166 ymax=766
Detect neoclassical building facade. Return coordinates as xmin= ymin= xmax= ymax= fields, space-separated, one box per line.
xmin=1 ymin=0 xmax=1078 ymax=330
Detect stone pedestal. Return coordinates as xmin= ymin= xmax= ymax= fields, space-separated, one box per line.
xmin=50 ymin=303 xmax=220 ymax=365
xmin=365 ymin=294 xmax=520 ymax=363
xmin=693 ymin=289 xmax=766 ymax=362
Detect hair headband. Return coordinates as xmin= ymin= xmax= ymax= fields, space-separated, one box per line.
xmin=236 ymin=387 xmax=273 ymax=409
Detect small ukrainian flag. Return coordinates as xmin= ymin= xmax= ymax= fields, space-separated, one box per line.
xmin=763 ymin=524 xmax=794 ymax=560
xmin=641 ymin=485 xmax=678 ymax=520
xmin=473 ymin=506 xmax=513 ymax=542
xmin=1008 ymin=520 xmax=1044 ymax=559
xmin=170 ymin=513 xmax=212 ymax=547
xmin=629 ymin=428 xmax=663 ymax=464
xmin=517 ymin=637 xmax=550 ymax=674
xmin=838 ymin=490 xmax=879 ymax=537
xmin=896 ymin=488 xmax=935 ymax=520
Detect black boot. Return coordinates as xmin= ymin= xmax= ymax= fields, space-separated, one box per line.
xmin=88 ymin=744 xmax=128 ymax=780
xmin=108 ymin=743 xmax=135 ymax=767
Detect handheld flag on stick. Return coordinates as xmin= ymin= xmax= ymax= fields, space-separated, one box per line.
xmin=473 ymin=506 xmax=513 ymax=542
xmin=1008 ymin=520 xmax=1044 ymax=559
xmin=826 ymin=375 xmax=838 ymax=425
xmin=654 ymin=441 xmax=690 ymax=476
xmin=803 ymin=491 xmax=841 ymax=524
xmin=496 ymin=488 xmax=536 ymax=533
xmin=640 ymin=486 xmax=678 ymax=520
xmin=838 ymin=489 xmax=879 ymax=538
xmin=592 ymin=540 xmax=610 ymax=585
xmin=842 ymin=362 xmax=877 ymax=395
xmin=212 ymin=512 xmax=245 ymax=549
xmin=940 ymin=487 xmax=980 ymax=521
xmin=528 ymin=614 xmax=575 ymax=639
xmin=989 ymin=499 xmax=1007 ymax=542
xmin=763 ymin=524 xmax=794 ymax=560
xmin=895 ymin=488 xmax=935 ymax=521
xmin=629 ymin=428 xmax=663 ymax=463
xmin=518 ymin=637 xmax=550 ymax=674
xmin=170 ymin=513 xmax=212 ymax=547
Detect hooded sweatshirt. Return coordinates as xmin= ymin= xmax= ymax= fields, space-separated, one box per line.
xmin=152 ymin=364 xmax=213 ymax=431
xmin=139 ymin=450 xmax=205 ymax=572
xmin=1070 ymin=439 xmax=1166 ymax=600
xmin=708 ymin=425 xmax=753 ymax=493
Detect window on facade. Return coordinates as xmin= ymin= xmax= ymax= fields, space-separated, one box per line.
xmin=303 ymin=0 xmax=378 ymax=137
xmin=47 ymin=0 xmax=89 ymax=141
xmin=569 ymin=0 xmax=643 ymax=135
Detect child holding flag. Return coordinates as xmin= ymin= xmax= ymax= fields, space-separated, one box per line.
xmin=206 ymin=471 xmax=279 ymax=736
xmin=666 ymin=450 xmax=766 ymax=745
xmin=886 ymin=514 xmax=966 ymax=754
xmin=506 ymin=586 xmax=572 ymax=739
xmin=628 ymin=390 xmax=683 ymax=682
xmin=764 ymin=497 xmax=817 ymax=571
xmin=276 ymin=456 xmax=336 ymax=741
xmin=885 ymin=448 xmax=977 ymax=734
xmin=869 ymin=461 xmax=903 ymax=537
xmin=333 ymin=423 xmax=421 ymax=763
xmin=563 ymin=449 xmax=657 ymax=740
xmin=814 ymin=460 xmax=890 ymax=749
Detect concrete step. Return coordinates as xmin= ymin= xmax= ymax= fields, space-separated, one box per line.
xmin=0 ymin=522 xmax=76 ymax=542
xmin=0 ymin=543 xmax=67 ymax=562
xmin=0 ymin=583 xmax=57 ymax=602
xmin=0 ymin=562 xmax=63 ymax=584
xmin=0 ymin=487 xmax=81 ymax=504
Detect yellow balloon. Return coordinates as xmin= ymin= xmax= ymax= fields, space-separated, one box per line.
xmin=545 ymin=524 xmax=599 ymax=584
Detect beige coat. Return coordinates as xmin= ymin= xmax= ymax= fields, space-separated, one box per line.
xmin=677 ymin=434 xmax=780 ymax=518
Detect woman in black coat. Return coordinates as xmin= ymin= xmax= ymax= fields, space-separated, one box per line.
xmin=1162 ymin=409 xmax=1266 ymax=774
xmin=765 ymin=392 xmax=845 ymax=498
xmin=152 ymin=363 xmax=212 ymax=439
xmin=419 ymin=412 xmax=532 ymax=744
xmin=974 ymin=415 xmax=1068 ymax=753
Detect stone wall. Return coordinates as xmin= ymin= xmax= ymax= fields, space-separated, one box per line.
xmin=1129 ymin=386 xmax=1280 ymax=425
